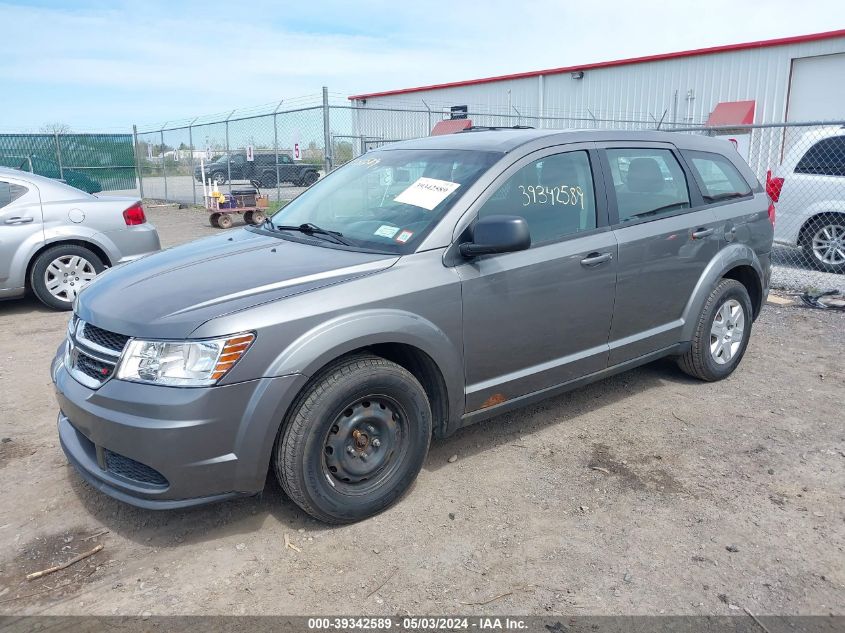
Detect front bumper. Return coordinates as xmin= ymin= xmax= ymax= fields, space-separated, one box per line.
xmin=52 ymin=348 xmax=305 ymax=509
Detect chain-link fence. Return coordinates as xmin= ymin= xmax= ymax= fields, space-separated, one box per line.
xmin=132 ymin=90 xmax=843 ymax=292
xmin=669 ymin=121 xmax=845 ymax=291
xmin=0 ymin=133 xmax=135 ymax=192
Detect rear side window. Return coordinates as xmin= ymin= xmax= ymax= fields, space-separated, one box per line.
xmin=684 ymin=150 xmax=752 ymax=201
xmin=477 ymin=150 xmax=597 ymax=245
xmin=795 ymin=136 xmax=845 ymax=176
xmin=0 ymin=182 xmax=28 ymax=209
xmin=606 ymin=148 xmax=690 ymax=223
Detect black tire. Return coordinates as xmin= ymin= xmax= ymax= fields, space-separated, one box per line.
xmin=217 ymin=213 xmax=233 ymax=229
xmin=211 ymin=171 xmax=227 ymax=186
xmin=301 ymin=171 xmax=319 ymax=186
xmin=30 ymin=244 xmax=105 ymax=310
xmin=800 ymin=214 xmax=845 ymax=274
xmin=677 ymin=279 xmax=753 ymax=382
xmin=209 ymin=212 xmax=221 ymax=228
xmin=275 ymin=354 xmax=432 ymax=524
xmin=259 ymin=171 xmax=277 ymax=188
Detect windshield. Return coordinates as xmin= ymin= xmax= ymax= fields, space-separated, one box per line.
xmin=268 ymin=149 xmax=499 ymax=253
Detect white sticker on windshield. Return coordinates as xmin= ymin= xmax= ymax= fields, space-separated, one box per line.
xmin=374 ymin=225 xmax=400 ymax=238
xmin=393 ymin=177 xmax=461 ymax=211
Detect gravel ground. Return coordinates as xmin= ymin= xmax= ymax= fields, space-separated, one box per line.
xmin=0 ymin=206 xmax=843 ymax=617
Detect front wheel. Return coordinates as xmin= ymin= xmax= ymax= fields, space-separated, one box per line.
xmin=30 ymin=244 xmax=105 ymax=310
xmin=211 ymin=172 xmax=227 ymax=186
xmin=275 ymin=354 xmax=432 ymax=523
xmin=677 ymin=279 xmax=753 ymax=381
xmin=801 ymin=215 xmax=845 ymax=274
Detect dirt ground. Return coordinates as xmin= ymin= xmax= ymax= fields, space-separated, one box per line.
xmin=0 ymin=206 xmax=843 ymax=617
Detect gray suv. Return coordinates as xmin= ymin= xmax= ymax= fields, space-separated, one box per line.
xmin=52 ymin=129 xmax=773 ymax=523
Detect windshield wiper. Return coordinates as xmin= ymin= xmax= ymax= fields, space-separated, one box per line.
xmin=274 ymin=222 xmax=351 ymax=246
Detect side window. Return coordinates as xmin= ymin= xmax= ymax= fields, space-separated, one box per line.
xmin=477 ymin=150 xmax=597 ymax=245
xmin=280 ymin=155 xmax=293 ymax=164
xmin=0 ymin=182 xmax=28 ymax=209
xmin=606 ymin=148 xmax=690 ymax=223
xmin=795 ymin=136 xmax=845 ymax=176
xmin=684 ymin=150 xmax=752 ymax=200
xmin=232 ymin=155 xmax=246 ymax=165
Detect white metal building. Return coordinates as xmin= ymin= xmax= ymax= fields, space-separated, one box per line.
xmin=348 ymin=29 xmax=845 ymax=128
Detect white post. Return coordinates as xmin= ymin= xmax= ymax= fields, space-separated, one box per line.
xmin=200 ymin=157 xmax=207 ymax=200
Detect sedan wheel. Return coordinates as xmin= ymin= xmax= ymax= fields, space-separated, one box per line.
xmin=30 ymin=244 xmax=105 ymax=310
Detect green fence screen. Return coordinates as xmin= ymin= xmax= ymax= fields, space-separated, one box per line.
xmin=0 ymin=133 xmax=136 ymax=192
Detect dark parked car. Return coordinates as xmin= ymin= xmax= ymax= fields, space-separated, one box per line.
xmin=195 ymin=153 xmax=320 ymax=188
xmin=54 ymin=128 xmax=772 ymax=523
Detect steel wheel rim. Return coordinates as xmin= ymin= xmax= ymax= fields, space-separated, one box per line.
xmin=322 ymin=395 xmax=407 ymax=494
xmin=811 ymin=223 xmax=845 ymax=265
xmin=44 ymin=255 xmax=97 ymax=302
xmin=710 ymin=298 xmax=745 ymax=365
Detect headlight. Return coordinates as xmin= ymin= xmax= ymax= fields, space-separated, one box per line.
xmin=116 ymin=333 xmax=254 ymax=387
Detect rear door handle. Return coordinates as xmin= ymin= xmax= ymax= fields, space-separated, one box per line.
xmin=4 ymin=217 xmax=34 ymax=225
xmin=691 ymin=227 xmax=714 ymax=239
xmin=580 ymin=252 xmax=613 ymax=267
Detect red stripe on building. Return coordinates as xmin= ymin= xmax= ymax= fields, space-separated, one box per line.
xmin=348 ymin=29 xmax=845 ymax=101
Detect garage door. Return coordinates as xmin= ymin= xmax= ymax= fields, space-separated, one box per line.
xmin=786 ymin=52 xmax=845 ymax=122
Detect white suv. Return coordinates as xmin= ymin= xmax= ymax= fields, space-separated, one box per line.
xmin=769 ymin=126 xmax=845 ymax=274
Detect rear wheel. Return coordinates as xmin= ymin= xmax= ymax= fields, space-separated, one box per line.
xmin=30 ymin=244 xmax=104 ymax=310
xmin=216 ymin=213 xmax=233 ymax=229
xmin=677 ymin=279 xmax=752 ymax=382
xmin=275 ymin=354 xmax=432 ymax=524
xmin=801 ymin=214 xmax=845 ymax=273
xmin=301 ymin=171 xmax=319 ymax=186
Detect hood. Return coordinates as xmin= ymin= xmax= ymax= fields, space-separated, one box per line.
xmin=76 ymin=229 xmax=398 ymax=339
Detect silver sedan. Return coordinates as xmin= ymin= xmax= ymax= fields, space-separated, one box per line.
xmin=0 ymin=167 xmax=160 ymax=310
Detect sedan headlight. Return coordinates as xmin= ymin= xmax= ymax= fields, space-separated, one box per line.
xmin=116 ymin=333 xmax=254 ymax=387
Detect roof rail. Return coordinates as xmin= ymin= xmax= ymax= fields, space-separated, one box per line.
xmin=456 ymin=125 xmax=536 ymax=133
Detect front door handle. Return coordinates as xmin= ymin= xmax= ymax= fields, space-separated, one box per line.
xmin=580 ymin=252 xmax=613 ymax=267
xmin=691 ymin=227 xmax=714 ymax=239
xmin=4 ymin=216 xmax=34 ymax=225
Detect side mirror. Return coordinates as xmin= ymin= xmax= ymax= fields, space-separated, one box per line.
xmin=460 ymin=215 xmax=531 ymax=258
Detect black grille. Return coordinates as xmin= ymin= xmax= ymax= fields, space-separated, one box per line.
xmin=104 ymin=449 xmax=168 ymax=487
xmin=82 ymin=323 xmax=130 ymax=353
xmin=76 ymin=353 xmax=114 ymax=381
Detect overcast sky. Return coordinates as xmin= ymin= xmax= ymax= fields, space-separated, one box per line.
xmin=0 ymin=0 xmax=841 ymax=131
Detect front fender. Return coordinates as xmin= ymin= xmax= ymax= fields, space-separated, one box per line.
xmin=680 ymin=243 xmax=764 ymax=341
xmin=267 ymin=308 xmax=464 ymax=427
